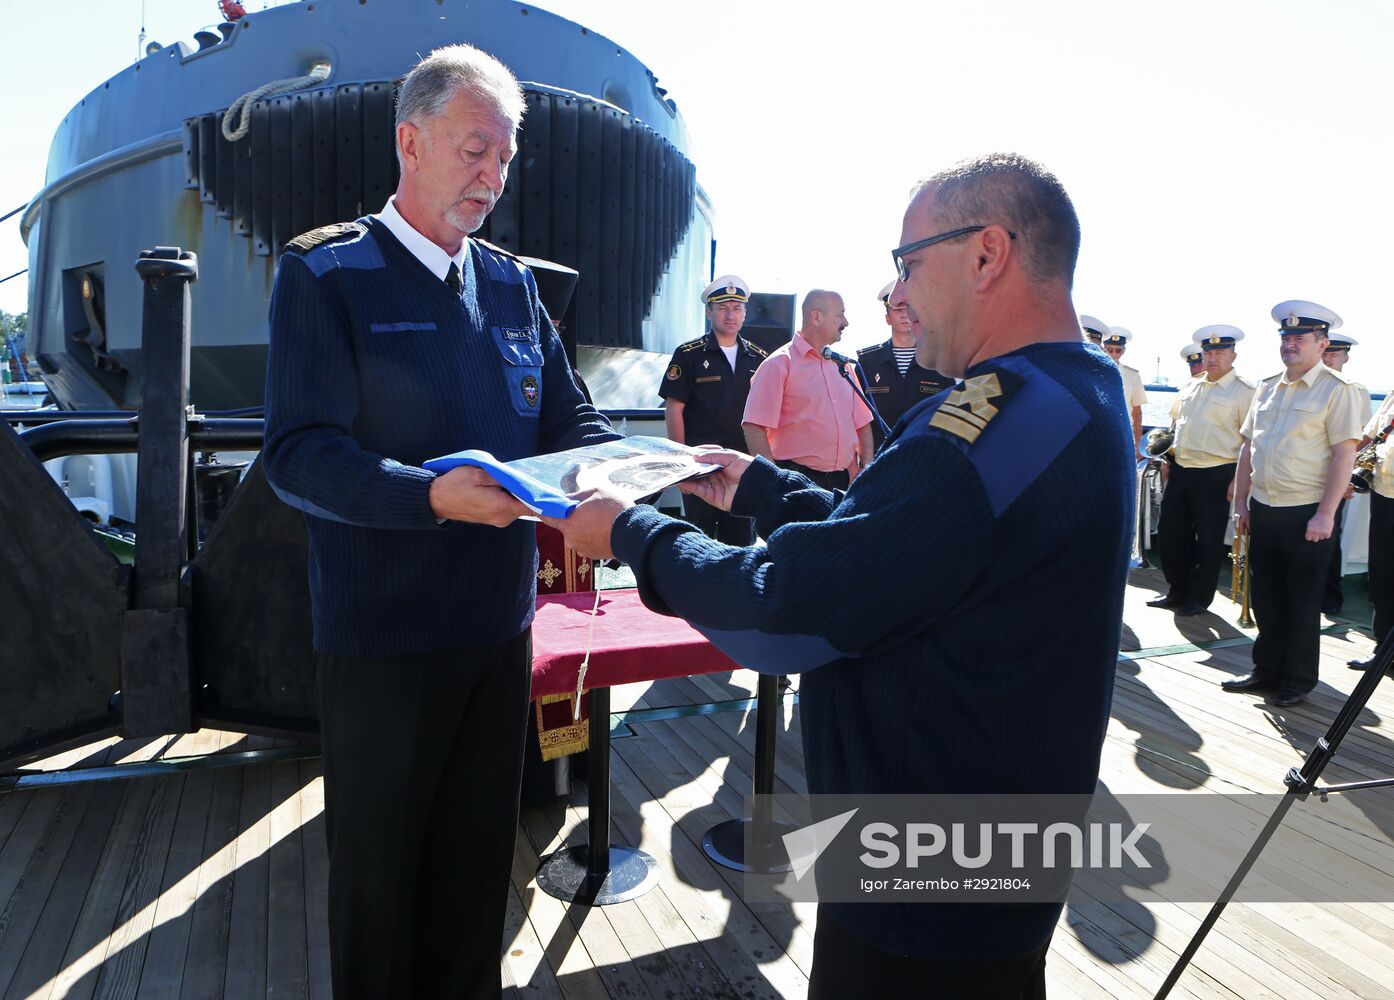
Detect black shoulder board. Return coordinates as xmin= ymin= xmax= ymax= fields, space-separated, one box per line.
xmin=742 ymin=338 xmax=768 ymax=358
xmin=678 ymin=338 xmax=707 ymax=353
xmin=928 ymin=368 xmax=1025 ymax=445
xmin=856 ymin=342 xmax=884 ymax=360
xmin=283 ymin=222 xmax=364 ymax=255
xmin=473 ymin=237 xmax=522 ymax=263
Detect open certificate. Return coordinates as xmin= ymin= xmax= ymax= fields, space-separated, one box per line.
xmin=423 ymin=436 xmax=721 ymax=518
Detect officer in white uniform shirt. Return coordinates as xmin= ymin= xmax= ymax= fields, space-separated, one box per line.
xmin=1318 ymin=332 xmax=1365 ymax=613
xmin=1101 ymin=326 xmax=1147 ymax=451
xmin=1351 ymin=385 xmax=1394 ymax=670
xmin=1149 ymin=325 xmax=1256 ymax=615
xmin=1224 ymin=300 xmax=1365 ymax=706
xmin=1181 ymin=343 xmax=1205 ymax=380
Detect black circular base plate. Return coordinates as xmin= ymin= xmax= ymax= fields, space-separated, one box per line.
xmin=536 ymin=846 xmax=659 ymax=905
xmin=702 ymin=817 xmax=797 ymax=873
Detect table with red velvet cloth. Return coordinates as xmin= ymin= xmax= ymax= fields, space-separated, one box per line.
xmin=531 ymin=588 xmax=739 ymax=698
xmin=530 ymin=588 xmax=747 ymax=904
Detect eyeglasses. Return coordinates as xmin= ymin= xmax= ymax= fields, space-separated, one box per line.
xmin=891 ymin=225 xmax=1017 ymax=282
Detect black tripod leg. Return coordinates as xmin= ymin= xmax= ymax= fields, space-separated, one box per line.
xmin=1154 ymin=640 xmax=1394 ymax=999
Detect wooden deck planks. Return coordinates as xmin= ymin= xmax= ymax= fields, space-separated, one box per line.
xmin=4 ymin=781 xmax=127 ymax=999
xmin=89 ymin=774 xmax=184 ymax=999
xmin=45 ymin=778 xmax=157 ymax=1000
xmin=175 ymin=765 xmax=242 ymax=1000
xmin=6 ymin=573 xmax=1394 ymax=996
xmin=0 ymin=783 xmax=98 ymax=997
xmin=134 ymin=770 xmax=215 ymax=1000
xmin=221 ymin=762 xmax=272 ymax=999
xmin=266 ymin=761 xmax=309 ymax=1000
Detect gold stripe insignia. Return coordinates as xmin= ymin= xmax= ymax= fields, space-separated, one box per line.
xmin=928 ymin=372 xmax=1006 ymax=444
xmin=283 ymin=221 xmax=364 ymax=254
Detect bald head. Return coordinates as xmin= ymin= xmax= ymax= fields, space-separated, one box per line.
xmin=799 ymin=289 xmax=847 ymax=349
xmin=802 ymin=289 xmax=839 ymax=324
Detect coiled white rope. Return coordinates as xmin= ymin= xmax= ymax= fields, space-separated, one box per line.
xmin=221 ymin=63 xmax=331 ymax=142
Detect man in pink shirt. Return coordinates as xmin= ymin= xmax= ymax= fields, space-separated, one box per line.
xmin=742 ymin=289 xmax=874 ymax=490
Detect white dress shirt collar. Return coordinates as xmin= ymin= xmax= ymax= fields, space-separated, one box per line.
xmin=372 ymin=197 xmax=468 ymax=282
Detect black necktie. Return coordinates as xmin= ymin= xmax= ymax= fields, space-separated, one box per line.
xmin=445 ymin=262 xmax=463 ymax=296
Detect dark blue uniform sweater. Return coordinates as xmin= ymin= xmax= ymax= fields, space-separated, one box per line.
xmin=612 ymin=341 xmax=1133 ymax=960
xmin=263 ymin=218 xmax=617 ymax=657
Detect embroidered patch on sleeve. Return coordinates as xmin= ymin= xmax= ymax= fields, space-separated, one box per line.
xmin=928 ymin=371 xmax=1021 ymax=444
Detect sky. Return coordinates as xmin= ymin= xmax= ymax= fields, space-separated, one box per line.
xmin=2 ymin=0 xmax=1392 ymax=387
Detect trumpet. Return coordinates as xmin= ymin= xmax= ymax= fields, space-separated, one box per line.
xmin=1230 ymin=525 xmax=1254 ymax=628
xmin=1351 ymin=420 xmax=1394 ymax=495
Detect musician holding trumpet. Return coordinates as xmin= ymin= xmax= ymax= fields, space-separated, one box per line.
xmin=1223 ymin=301 xmax=1365 ymax=707
xmin=1348 ymin=393 xmax=1394 ymax=671
xmin=1147 ymin=325 xmax=1255 ymax=616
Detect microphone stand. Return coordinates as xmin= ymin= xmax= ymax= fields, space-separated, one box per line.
xmin=825 ymin=352 xmax=891 ymax=439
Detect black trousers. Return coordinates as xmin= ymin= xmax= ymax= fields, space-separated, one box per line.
xmin=808 ymin=910 xmax=1049 ymax=1000
xmin=683 ymin=493 xmax=755 ymax=545
xmin=777 ymin=459 xmax=850 ymax=492
xmin=1249 ymin=501 xmax=1333 ymax=694
xmin=315 ymin=630 xmax=532 ymax=999
xmin=1325 ymin=498 xmax=1349 ymax=611
xmin=1370 ymin=492 xmax=1394 ymax=645
xmin=1156 ymin=461 xmax=1235 ymax=608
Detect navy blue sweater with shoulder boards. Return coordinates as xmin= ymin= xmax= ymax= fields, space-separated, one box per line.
xmin=612 ymin=341 xmax=1133 ymax=960
xmin=263 ymin=218 xmax=617 ymax=656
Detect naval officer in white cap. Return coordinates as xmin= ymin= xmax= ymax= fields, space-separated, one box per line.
xmin=1149 ymin=325 xmax=1256 ymax=615
xmin=1101 ymin=326 xmax=1147 ymax=450
xmin=1079 ymin=314 xmax=1108 ymax=346
xmin=1318 ymin=332 xmax=1366 ymax=613
xmin=1322 ymin=331 xmax=1359 ymax=374
xmin=1181 ymin=343 xmax=1205 ymax=380
xmin=1225 ymin=300 xmax=1365 ymax=706
xmin=658 ymin=274 xmax=767 ymax=543
xmin=855 ymin=280 xmax=954 ymax=450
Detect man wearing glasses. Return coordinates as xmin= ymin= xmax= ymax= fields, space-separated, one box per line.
xmin=1224 ymin=301 xmax=1364 ymax=706
xmin=856 ymin=280 xmax=955 ymax=451
xmin=544 ymin=153 xmax=1133 ymax=998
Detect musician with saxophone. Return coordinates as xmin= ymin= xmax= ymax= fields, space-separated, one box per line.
xmin=1223 ymin=301 xmax=1365 ymax=707
xmin=1147 ymin=325 xmax=1255 ymax=616
xmin=1348 ymin=391 xmax=1394 ymax=671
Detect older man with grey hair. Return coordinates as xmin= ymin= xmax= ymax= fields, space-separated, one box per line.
xmin=263 ymin=43 xmax=617 ymax=998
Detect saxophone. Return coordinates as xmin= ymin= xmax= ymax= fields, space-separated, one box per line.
xmin=1351 ymin=419 xmax=1394 ymax=495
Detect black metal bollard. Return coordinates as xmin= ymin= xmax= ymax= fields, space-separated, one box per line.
xmin=120 ymin=247 xmax=198 ymax=737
